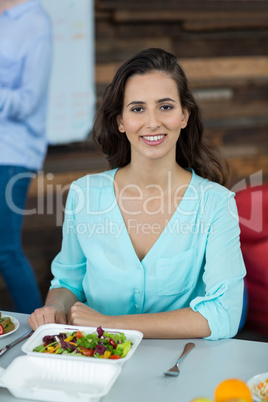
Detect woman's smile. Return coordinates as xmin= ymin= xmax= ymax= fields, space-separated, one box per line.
xmin=141 ymin=134 xmax=167 ymax=145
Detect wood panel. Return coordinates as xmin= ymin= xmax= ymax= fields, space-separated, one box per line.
xmin=96 ymin=57 xmax=268 ymax=85
xmin=97 ymin=0 xmax=268 ymax=12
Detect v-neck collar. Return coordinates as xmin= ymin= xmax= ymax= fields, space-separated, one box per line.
xmin=109 ymin=168 xmax=195 ymax=265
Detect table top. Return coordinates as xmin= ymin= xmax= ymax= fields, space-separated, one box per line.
xmin=0 ymin=311 xmax=268 ymax=402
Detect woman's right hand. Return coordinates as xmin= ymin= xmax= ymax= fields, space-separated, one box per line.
xmin=28 ymin=304 xmax=67 ymax=331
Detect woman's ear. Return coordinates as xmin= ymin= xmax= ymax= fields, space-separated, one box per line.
xmin=181 ymin=108 xmax=190 ymax=129
xmin=116 ymin=115 xmax=125 ymax=133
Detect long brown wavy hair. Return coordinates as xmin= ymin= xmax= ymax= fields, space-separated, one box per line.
xmin=93 ymin=48 xmax=229 ymax=186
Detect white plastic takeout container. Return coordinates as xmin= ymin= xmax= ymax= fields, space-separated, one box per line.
xmin=0 ymin=324 xmax=143 ymax=401
xmin=22 ymin=323 xmax=143 ymax=366
xmin=0 ymin=355 xmax=121 ymax=402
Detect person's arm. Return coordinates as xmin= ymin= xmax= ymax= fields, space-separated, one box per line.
xmin=0 ymin=35 xmax=52 ymax=121
xmin=189 ymin=191 xmax=246 ymax=340
xmin=67 ymin=302 xmax=211 ymax=339
xmin=28 ymin=288 xmax=78 ymax=330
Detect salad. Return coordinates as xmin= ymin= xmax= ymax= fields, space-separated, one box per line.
xmin=33 ymin=326 xmax=132 ymax=359
xmin=252 ymin=378 xmax=268 ymax=401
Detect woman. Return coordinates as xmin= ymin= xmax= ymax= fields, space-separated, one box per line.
xmin=29 ymin=48 xmax=246 ymax=340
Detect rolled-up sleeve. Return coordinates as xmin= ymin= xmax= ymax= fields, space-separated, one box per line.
xmin=50 ymin=183 xmax=87 ymax=302
xmin=190 ymin=193 xmax=246 ymax=340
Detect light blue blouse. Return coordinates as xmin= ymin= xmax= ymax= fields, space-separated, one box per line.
xmin=50 ymin=169 xmax=246 ymax=340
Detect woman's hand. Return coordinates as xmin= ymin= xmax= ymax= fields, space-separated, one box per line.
xmin=28 ymin=304 xmax=67 ymax=331
xmin=67 ymin=302 xmax=107 ymax=327
xmin=28 ymin=288 xmax=79 ymax=331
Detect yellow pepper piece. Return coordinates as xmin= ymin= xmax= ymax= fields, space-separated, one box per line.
xmin=104 ymin=351 xmax=111 ymax=359
xmin=65 ymin=336 xmax=73 ymax=342
xmin=46 ymin=346 xmax=55 ymax=352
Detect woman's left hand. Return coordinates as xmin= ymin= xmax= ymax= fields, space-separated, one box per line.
xmin=67 ymin=302 xmax=108 ymax=327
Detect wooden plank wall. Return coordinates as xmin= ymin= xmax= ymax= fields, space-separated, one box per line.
xmin=1 ymin=0 xmax=268 ymax=310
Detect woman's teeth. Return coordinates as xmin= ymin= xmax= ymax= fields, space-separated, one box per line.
xmin=143 ymin=135 xmax=165 ymax=142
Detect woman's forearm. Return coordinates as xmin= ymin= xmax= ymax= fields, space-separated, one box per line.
xmin=67 ymin=303 xmax=211 ymax=339
xmin=108 ymin=307 xmax=211 ymax=339
xmin=45 ymin=288 xmax=78 ymax=313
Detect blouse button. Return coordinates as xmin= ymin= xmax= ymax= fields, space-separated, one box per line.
xmin=135 ymin=289 xmax=140 ymax=294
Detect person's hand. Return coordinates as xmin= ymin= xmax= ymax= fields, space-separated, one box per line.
xmin=28 ymin=304 xmax=67 ymax=330
xmin=67 ymin=302 xmax=107 ymax=327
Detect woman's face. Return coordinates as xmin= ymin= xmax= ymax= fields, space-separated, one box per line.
xmin=117 ymin=71 xmax=189 ymax=164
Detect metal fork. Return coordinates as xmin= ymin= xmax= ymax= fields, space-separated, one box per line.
xmin=163 ymin=342 xmax=195 ymax=376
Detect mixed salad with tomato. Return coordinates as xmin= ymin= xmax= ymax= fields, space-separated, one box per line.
xmin=33 ymin=326 xmax=132 ymax=359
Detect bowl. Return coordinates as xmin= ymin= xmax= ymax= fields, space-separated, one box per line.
xmin=247 ymin=372 xmax=268 ymax=402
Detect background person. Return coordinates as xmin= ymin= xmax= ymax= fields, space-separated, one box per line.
xmin=29 ymin=48 xmax=245 ymax=340
xmin=0 ymin=0 xmax=53 ymax=313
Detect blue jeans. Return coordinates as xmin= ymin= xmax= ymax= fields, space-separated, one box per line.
xmin=0 ymin=165 xmax=42 ymax=313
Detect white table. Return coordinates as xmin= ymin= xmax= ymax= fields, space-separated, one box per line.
xmin=0 ymin=311 xmax=267 ymax=402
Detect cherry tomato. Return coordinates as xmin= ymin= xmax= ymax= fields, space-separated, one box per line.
xmin=109 ymin=339 xmax=116 ymax=348
xmin=0 ymin=324 xmax=3 ymax=335
xmin=80 ymin=347 xmax=94 ymax=357
xmin=75 ymin=331 xmax=83 ymax=339
xmin=110 ymin=355 xmax=121 ymax=359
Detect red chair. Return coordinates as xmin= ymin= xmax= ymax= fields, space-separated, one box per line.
xmin=235 ymin=184 xmax=268 ymax=335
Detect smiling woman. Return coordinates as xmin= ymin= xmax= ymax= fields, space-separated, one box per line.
xmin=28 ymin=48 xmax=246 ymax=342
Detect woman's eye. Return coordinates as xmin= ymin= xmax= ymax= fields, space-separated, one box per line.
xmin=130 ymin=106 xmax=144 ymax=113
xmin=161 ymin=104 xmax=173 ymax=111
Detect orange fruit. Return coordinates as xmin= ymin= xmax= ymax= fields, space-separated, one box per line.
xmin=214 ymin=378 xmax=253 ymax=402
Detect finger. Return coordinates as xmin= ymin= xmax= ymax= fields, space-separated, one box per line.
xmin=29 ymin=306 xmax=57 ymax=329
xmin=67 ymin=314 xmax=74 ymax=325
xmin=28 ymin=315 xmax=38 ymax=331
xmin=56 ymin=312 xmax=67 ymax=325
xmin=66 ymin=309 xmax=72 ymax=324
xmin=41 ymin=306 xmax=58 ymax=324
xmin=67 ymin=308 xmax=81 ymax=326
xmin=28 ymin=309 xmax=46 ymax=330
xmin=67 ymin=303 xmax=80 ymax=319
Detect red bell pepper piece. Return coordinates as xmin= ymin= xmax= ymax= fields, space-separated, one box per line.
xmin=79 ymin=347 xmax=94 ymax=357
xmin=109 ymin=338 xmax=116 ymax=348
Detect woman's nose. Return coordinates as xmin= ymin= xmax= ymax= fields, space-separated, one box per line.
xmin=146 ymin=112 xmax=160 ymax=130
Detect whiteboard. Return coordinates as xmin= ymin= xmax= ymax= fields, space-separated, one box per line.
xmin=41 ymin=0 xmax=95 ymax=144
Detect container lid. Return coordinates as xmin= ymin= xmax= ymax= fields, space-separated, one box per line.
xmin=0 ymin=355 xmax=121 ymax=402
